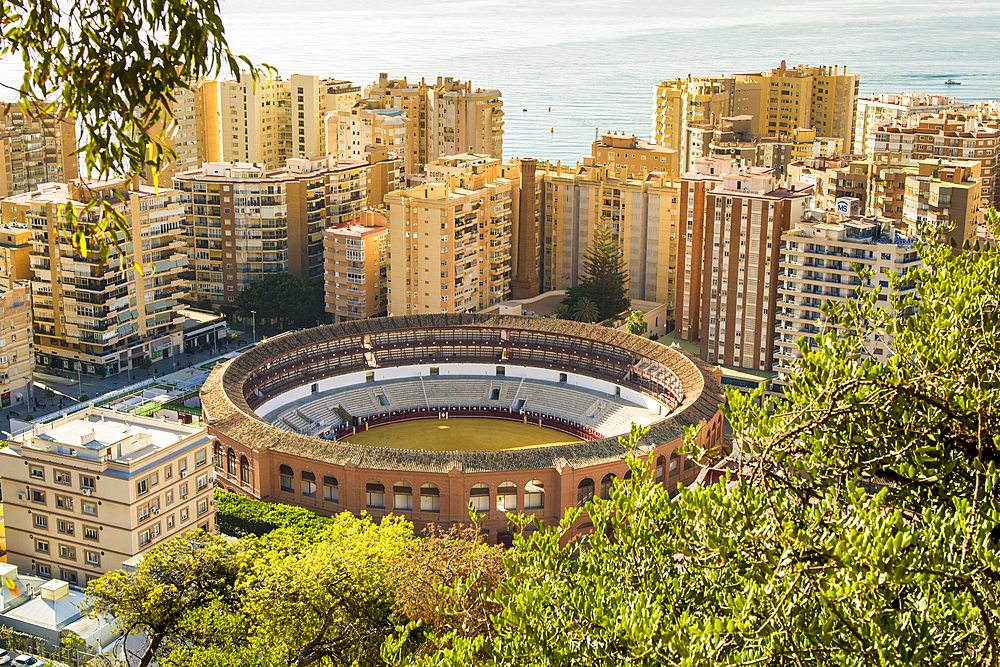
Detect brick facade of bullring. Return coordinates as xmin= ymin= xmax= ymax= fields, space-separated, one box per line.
xmin=201 ymin=315 xmax=726 ymax=545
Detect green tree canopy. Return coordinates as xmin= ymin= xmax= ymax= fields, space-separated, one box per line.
xmin=557 ymin=220 xmax=630 ymax=321
xmin=1 ymin=0 xmax=265 ymax=266
xmin=625 ymin=310 xmax=647 ymax=336
xmin=235 ymin=273 xmax=325 ymax=328
xmin=421 ymin=211 xmax=1000 ymax=666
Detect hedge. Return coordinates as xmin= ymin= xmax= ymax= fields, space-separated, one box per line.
xmin=213 ymin=489 xmax=337 ymax=542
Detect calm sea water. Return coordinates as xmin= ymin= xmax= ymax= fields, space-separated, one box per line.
xmin=3 ymin=0 xmax=999 ymax=163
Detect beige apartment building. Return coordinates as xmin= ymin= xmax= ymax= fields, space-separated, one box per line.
xmin=218 ymin=75 xmax=362 ymax=171
xmin=868 ymin=112 xmax=998 ymax=207
xmin=902 ymin=159 xmax=982 ymax=246
xmin=787 ymin=156 xmax=870 ymax=212
xmin=591 ymin=132 xmax=678 ymax=179
xmin=2 ymin=179 xmax=189 ymax=376
xmin=365 ymin=74 xmax=503 ymax=176
xmin=0 ymin=225 xmax=32 ymax=289
xmin=173 ymin=153 xmax=400 ymax=305
xmin=740 ymin=62 xmax=860 ymax=148
xmin=330 ymin=103 xmax=414 ymax=175
xmin=652 ymin=77 xmax=736 ymax=168
xmin=144 ymin=80 xmax=222 ymax=187
xmin=385 ymin=155 xmax=514 ymax=315
xmin=676 ymin=160 xmax=813 ymax=370
xmin=323 ymin=211 xmax=388 ymax=322
xmin=0 ymin=407 xmax=215 ymax=585
xmin=756 ymin=128 xmax=844 ymax=176
xmin=539 ymin=160 xmax=682 ymax=314
xmin=774 ymin=217 xmax=919 ymax=386
xmin=854 ymin=92 xmax=973 ymax=156
xmin=0 ymin=281 xmax=34 ymax=408
xmin=0 ymin=105 xmax=78 ymax=200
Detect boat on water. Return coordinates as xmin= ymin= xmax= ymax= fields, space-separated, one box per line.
xmin=945 ymin=79 xmax=961 ymax=85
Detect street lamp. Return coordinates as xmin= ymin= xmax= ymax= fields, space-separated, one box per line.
xmin=251 ymin=310 xmax=257 ymax=345
xmin=77 ymin=365 xmax=82 ymax=402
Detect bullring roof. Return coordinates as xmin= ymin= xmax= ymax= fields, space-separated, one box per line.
xmin=201 ymin=314 xmax=724 ymax=473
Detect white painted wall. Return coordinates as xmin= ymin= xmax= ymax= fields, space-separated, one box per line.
xmin=252 ymin=363 xmax=670 ymax=417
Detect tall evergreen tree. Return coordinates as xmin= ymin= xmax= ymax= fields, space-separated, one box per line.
xmin=558 ymin=220 xmax=630 ymax=321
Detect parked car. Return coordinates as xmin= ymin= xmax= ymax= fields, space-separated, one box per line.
xmin=12 ymin=656 xmax=46 ymax=667
xmin=0 ymin=649 xmax=12 ymax=666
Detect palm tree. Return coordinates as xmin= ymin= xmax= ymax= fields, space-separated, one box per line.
xmin=573 ymin=297 xmax=600 ymax=323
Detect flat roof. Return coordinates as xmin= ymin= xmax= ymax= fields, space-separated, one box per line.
xmin=35 ymin=412 xmax=193 ymax=451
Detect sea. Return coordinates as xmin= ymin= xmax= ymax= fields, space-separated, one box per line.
xmin=3 ymin=0 xmax=1000 ymax=163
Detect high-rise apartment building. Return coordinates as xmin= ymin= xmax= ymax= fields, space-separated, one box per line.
xmin=774 ymin=217 xmax=919 ymax=385
xmin=218 ymin=74 xmax=362 ymax=171
xmin=868 ymin=112 xmax=998 ymax=207
xmin=677 ymin=160 xmax=812 ymax=370
xmin=591 ymin=132 xmax=678 ymax=179
xmin=0 ymin=281 xmax=34 ymax=407
xmin=539 ymin=160 xmax=682 ymax=313
xmin=173 ymin=155 xmax=384 ymax=304
xmin=385 ymin=155 xmax=514 ymax=315
xmin=0 ymin=105 xmax=78 ymax=199
xmin=366 ymin=74 xmax=503 ymax=176
xmin=652 ymin=77 xmax=735 ymax=168
xmin=854 ymin=93 xmax=973 ymax=156
xmin=330 ymin=103 xmax=414 ymax=175
xmin=740 ymin=62 xmax=859 ymax=148
xmin=756 ymin=128 xmax=844 ymax=177
xmin=2 ymin=179 xmax=189 ymax=376
xmin=786 ymin=156 xmax=870 ymax=212
xmin=902 ymin=159 xmax=982 ymax=246
xmin=323 ymin=210 xmax=388 ymax=323
xmin=0 ymin=407 xmax=215 ymax=584
xmin=0 ymin=224 xmax=33 ymax=288
xmin=144 ymin=81 xmax=222 ymax=187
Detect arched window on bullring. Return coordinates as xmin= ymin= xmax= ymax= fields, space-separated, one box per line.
xmin=600 ymin=473 xmax=616 ymax=500
xmin=279 ymin=465 xmax=293 ymax=493
xmin=393 ymin=482 xmax=413 ymax=511
xmin=420 ymin=483 xmax=440 ymax=512
xmin=301 ymin=471 xmax=316 ymax=498
xmin=669 ymin=451 xmax=680 ymax=478
xmin=524 ymin=480 xmax=544 ymax=509
xmin=469 ymin=483 xmax=490 ymax=514
xmin=366 ymin=481 xmax=385 ymax=509
xmin=214 ymin=442 xmax=223 ymax=469
xmin=655 ymin=455 xmax=666 ymax=483
xmin=496 ymin=481 xmax=517 ymax=512
xmin=577 ymin=478 xmax=595 ymax=507
xmin=240 ymin=456 xmax=251 ymax=486
xmin=227 ymin=448 xmax=237 ymax=476
xmin=323 ymin=476 xmax=338 ymax=503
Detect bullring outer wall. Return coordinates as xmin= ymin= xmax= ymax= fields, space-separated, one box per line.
xmin=201 ymin=314 xmax=726 ymax=544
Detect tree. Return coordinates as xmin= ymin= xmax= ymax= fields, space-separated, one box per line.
xmin=423 ymin=211 xmax=1000 ymax=666
xmin=557 ymin=220 xmax=630 ymax=321
xmin=195 ymin=298 xmax=216 ymax=313
xmin=571 ymin=296 xmax=600 ymax=323
xmin=137 ymin=356 xmax=152 ymax=372
xmin=86 ymin=531 xmax=250 ymax=667
xmin=236 ymin=273 xmax=325 ymax=329
xmin=624 ymin=310 xmax=646 ymax=336
xmin=1 ymin=0 xmax=266 ymax=267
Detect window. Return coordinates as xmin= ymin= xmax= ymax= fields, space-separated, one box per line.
xmin=600 ymin=473 xmax=616 ymax=500
xmin=181 ymin=484 xmax=189 ymax=499
xmin=393 ymin=482 xmax=412 ymax=511
xmin=279 ymin=465 xmax=293 ymax=492
xmin=181 ymin=508 xmax=189 ymax=522
xmin=82 ymin=502 xmax=97 ymax=516
xmin=166 ymin=490 xmax=173 ymax=505
xmin=59 ymin=545 xmax=76 ymax=560
xmin=227 ymin=449 xmax=237 ymax=475
xmin=36 ymin=540 xmax=49 ymax=553
xmin=496 ymin=482 xmax=517 ymax=512
xmin=469 ymin=483 xmax=490 ymax=513
xmin=54 ymin=470 xmax=72 ymax=485
xmin=669 ymin=452 xmax=680 ymax=478
xmin=366 ymin=482 xmax=385 ymax=509
xmin=198 ymin=499 xmax=208 ymax=516
xmin=577 ymin=478 xmax=595 ymax=507
xmin=58 ymin=520 xmax=74 ymax=535
xmin=323 ymin=476 xmax=339 ymax=503
xmin=136 ymin=479 xmax=148 ymax=496
xmin=84 ymin=526 xmax=99 ymax=541
xmin=139 ymin=531 xmax=150 ymax=547
xmin=37 ymin=564 xmax=50 ymax=577
xmin=524 ymin=480 xmax=545 ymax=509
xmin=420 ymin=483 xmax=440 ymax=512
xmin=150 ymin=472 xmax=159 ymax=487
xmin=197 ymin=474 xmax=208 ymax=491
xmin=167 ymin=515 xmax=174 ymax=529
xmin=179 ymin=459 xmax=187 ymax=476
xmin=32 ymin=490 xmax=46 ymax=504
xmin=164 ymin=465 xmax=173 ymax=480
xmin=56 ymin=495 xmax=73 ymax=510
xmin=30 ymin=466 xmax=44 ymax=480
xmin=655 ymin=455 xmax=666 ymax=482
xmin=241 ymin=456 xmax=251 ymax=485
xmin=195 ymin=449 xmax=207 ymax=467
xmin=301 ymin=471 xmax=316 ymax=498
xmin=81 ymin=475 xmax=95 ymax=490
xmin=85 ymin=551 xmax=100 ymax=566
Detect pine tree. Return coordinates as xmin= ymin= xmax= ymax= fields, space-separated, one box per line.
xmin=557 ymin=220 xmax=630 ymax=321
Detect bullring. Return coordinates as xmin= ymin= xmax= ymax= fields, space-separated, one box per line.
xmin=201 ymin=314 xmax=725 ymax=544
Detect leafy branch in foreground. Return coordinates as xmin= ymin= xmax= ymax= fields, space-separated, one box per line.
xmin=1 ymin=0 xmax=270 ymax=267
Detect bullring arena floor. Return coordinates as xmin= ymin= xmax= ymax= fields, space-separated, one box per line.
xmin=340 ymin=417 xmax=581 ymax=451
